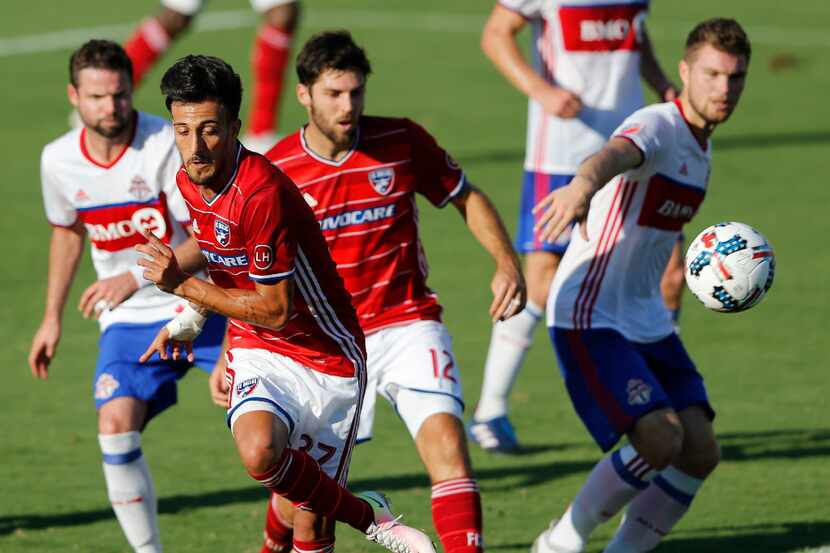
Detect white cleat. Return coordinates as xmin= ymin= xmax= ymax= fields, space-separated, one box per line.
xmin=532 ymin=519 xmax=582 ymax=553
xmin=241 ymin=131 xmax=281 ymax=154
xmin=359 ymin=491 xmax=437 ymax=553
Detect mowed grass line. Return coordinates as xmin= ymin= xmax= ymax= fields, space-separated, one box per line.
xmin=1 ymin=0 xmax=828 ymax=551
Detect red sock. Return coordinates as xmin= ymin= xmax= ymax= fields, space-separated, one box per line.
xmin=261 ymin=492 xmax=294 ymax=553
xmin=124 ymin=17 xmax=171 ymax=86
xmin=432 ymin=478 xmax=484 ymax=553
xmin=248 ymin=24 xmax=293 ymax=135
xmin=293 ymin=537 xmax=335 ymax=553
xmin=250 ymin=449 xmax=374 ymax=533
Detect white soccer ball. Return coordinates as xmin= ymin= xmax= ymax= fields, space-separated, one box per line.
xmin=684 ymin=222 xmax=775 ymax=312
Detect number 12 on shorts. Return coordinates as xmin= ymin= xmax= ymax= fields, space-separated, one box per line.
xmin=430 ymin=348 xmax=456 ymax=382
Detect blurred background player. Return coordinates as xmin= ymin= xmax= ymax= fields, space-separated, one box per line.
xmin=124 ymin=0 xmax=299 ymax=152
xmin=27 ymin=39 xmax=225 ymax=553
xmin=260 ymin=30 xmax=526 ymax=553
xmin=469 ymin=0 xmax=681 ymax=453
xmin=531 ymin=18 xmax=750 ymax=553
xmin=139 ymin=53 xmax=437 ymax=553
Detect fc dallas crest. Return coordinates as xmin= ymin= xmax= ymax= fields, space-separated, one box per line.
xmin=368 ymin=168 xmax=395 ymax=195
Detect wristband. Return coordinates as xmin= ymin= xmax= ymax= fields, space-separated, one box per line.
xmin=165 ymin=304 xmax=208 ymax=341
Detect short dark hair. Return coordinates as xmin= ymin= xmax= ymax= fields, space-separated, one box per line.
xmin=160 ymin=55 xmax=242 ymax=120
xmin=685 ymin=18 xmax=751 ymax=63
xmin=296 ymin=30 xmax=372 ymax=86
xmin=69 ymin=39 xmax=133 ymax=87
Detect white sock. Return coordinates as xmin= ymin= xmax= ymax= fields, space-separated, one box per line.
xmin=603 ymin=466 xmax=703 ymax=553
xmin=546 ymin=445 xmax=656 ymax=552
xmin=474 ymin=301 xmax=543 ymax=421
xmin=99 ymin=432 xmax=162 ymax=553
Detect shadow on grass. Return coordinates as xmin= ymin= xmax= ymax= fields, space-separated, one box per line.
xmin=2 ymin=429 xmax=827 ymax=536
xmin=457 ymin=130 xmax=830 ymax=167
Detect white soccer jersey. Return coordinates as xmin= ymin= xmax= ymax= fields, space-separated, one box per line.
xmin=500 ymin=0 xmax=649 ymax=174
xmin=41 ymin=111 xmax=192 ymax=331
xmin=548 ymin=100 xmax=711 ymax=342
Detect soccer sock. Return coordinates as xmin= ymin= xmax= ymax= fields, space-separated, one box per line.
xmin=603 ymin=466 xmax=703 ymax=553
xmin=293 ymin=537 xmax=335 ymax=553
xmin=248 ymin=24 xmax=294 ymax=136
xmin=546 ymin=445 xmax=656 ymax=552
xmin=431 ymin=478 xmax=483 ymax=553
xmin=261 ymin=492 xmax=294 ymax=553
xmin=474 ymin=301 xmax=543 ymax=421
xmin=123 ymin=18 xmax=171 ymax=86
xmin=250 ymin=448 xmax=374 ymax=533
xmin=99 ymin=432 xmax=162 ymax=553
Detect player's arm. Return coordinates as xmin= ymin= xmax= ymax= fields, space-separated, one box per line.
xmin=451 ymin=184 xmax=527 ymax=322
xmin=534 ymin=137 xmax=644 ymax=243
xmin=29 ymin=221 xmax=86 ymax=379
xmin=639 ymin=23 xmax=679 ymax=101
xmin=481 ymin=3 xmax=581 ymax=118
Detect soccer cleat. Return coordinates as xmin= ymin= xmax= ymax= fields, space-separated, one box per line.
xmin=467 ymin=415 xmax=521 ymax=453
xmin=531 ymin=520 xmax=582 ymax=553
xmin=359 ymin=491 xmax=437 ymax=553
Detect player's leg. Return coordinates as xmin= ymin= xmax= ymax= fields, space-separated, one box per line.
xmin=534 ymin=328 xmax=681 ymax=553
xmin=227 ymin=348 xmax=435 ymax=552
xmin=244 ymin=0 xmax=300 ymax=151
xmin=124 ymin=0 xmax=202 ymax=86
xmin=660 ymin=238 xmax=685 ymax=328
xmin=470 ymin=172 xmax=572 ymax=453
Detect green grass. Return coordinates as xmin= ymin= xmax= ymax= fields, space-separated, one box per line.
xmin=1 ymin=1 xmax=828 ymax=551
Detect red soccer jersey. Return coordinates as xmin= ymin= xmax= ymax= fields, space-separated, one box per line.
xmin=267 ymin=116 xmax=467 ymax=334
xmin=176 ymin=145 xmax=365 ymax=378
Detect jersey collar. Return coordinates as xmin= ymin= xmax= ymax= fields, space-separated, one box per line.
xmin=200 ymin=142 xmax=242 ymax=206
xmin=80 ymin=110 xmax=138 ymax=169
xmin=673 ymin=99 xmax=709 ymax=153
xmin=300 ymin=125 xmax=359 ymax=167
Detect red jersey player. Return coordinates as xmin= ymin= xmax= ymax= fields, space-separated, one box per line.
xmin=137 ymin=54 xmax=437 ymax=553
xmin=260 ymin=31 xmax=526 ymax=553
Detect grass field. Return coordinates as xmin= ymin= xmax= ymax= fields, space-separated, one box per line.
xmin=1 ymin=1 xmax=828 ymax=551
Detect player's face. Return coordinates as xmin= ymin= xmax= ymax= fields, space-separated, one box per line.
xmin=170 ymin=100 xmax=241 ymax=187
xmin=300 ymin=69 xmax=366 ymax=148
xmin=681 ymin=44 xmax=748 ymax=126
xmin=68 ymin=68 xmax=133 ymax=139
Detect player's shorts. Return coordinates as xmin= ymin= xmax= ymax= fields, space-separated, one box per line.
xmin=93 ymin=314 xmax=225 ymax=422
xmin=356 ymin=320 xmax=465 ymax=443
xmin=516 ymin=171 xmax=575 ymax=254
xmin=161 ymin=0 xmax=296 ymax=16
xmin=225 ymin=347 xmax=363 ymax=483
xmin=550 ymin=327 xmax=714 ymax=452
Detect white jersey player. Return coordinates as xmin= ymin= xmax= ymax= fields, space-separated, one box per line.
xmin=28 ymin=40 xmax=224 ymax=553
xmin=532 ymin=19 xmax=750 ymax=553
xmin=470 ymin=0 xmax=680 ymax=452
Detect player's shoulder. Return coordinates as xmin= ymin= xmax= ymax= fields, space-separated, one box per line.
xmin=134 ymin=111 xmax=176 ymax=149
xmin=265 ymin=130 xmax=303 ymax=165
xmin=619 ymin=102 xmax=681 ymax=137
xmin=41 ymin=127 xmax=82 ymax=165
xmin=361 ymin=115 xmax=430 ymax=145
xmin=237 ymin=146 xmax=292 ymax=193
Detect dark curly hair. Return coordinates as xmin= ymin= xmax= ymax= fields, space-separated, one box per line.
xmin=160 ymin=55 xmax=242 ymax=120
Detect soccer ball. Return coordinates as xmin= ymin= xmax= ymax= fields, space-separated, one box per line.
xmin=684 ymin=222 xmax=775 ymax=312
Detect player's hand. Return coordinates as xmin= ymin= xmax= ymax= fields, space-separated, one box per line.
xmin=533 ymin=176 xmax=594 ymax=244
xmin=78 ymin=272 xmax=139 ymax=319
xmin=537 ymin=85 xmax=583 ymax=119
xmin=28 ymin=318 xmax=61 ymax=380
xmin=136 ymin=231 xmax=188 ymax=293
xmin=490 ymin=260 xmax=527 ymax=323
xmin=139 ymin=327 xmax=195 ymax=363
xmin=209 ymin=360 xmax=230 ymax=408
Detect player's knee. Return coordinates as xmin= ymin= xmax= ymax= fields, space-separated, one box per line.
xmin=263 ymin=2 xmax=300 ymax=31
xmin=238 ymin=433 xmax=283 ymax=475
xmin=631 ymin=412 xmax=684 ymax=470
xmin=416 ymin=413 xmax=471 ymax=481
xmin=681 ymin=438 xmax=721 ymax=479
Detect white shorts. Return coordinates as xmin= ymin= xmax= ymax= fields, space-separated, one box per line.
xmin=357 ymin=320 xmax=465 ymax=443
xmin=225 ymin=347 xmax=363 ymax=484
xmin=161 ymin=0 xmax=296 ymax=17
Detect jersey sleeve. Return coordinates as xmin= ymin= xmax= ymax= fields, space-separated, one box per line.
xmin=40 ymin=148 xmax=77 ymax=227
xmin=611 ymin=108 xmax=668 ymax=166
xmin=158 ymin=132 xmax=190 ymax=223
xmin=498 ymin=0 xmax=543 ymax=18
xmin=241 ymin=184 xmax=296 ymax=284
xmin=407 ymin=120 xmax=468 ymax=208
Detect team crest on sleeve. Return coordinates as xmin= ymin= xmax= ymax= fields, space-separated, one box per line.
xmin=214 ymin=219 xmax=231 ymax=246
xmin=445 ymin=152 xmax=460 ymax=170
xmin=236 ymin=377 xmax=259 ymax=399
xmin=254 ymin=244 xmax=274 ymax=270
xmin=619 ymin=124 xmax=642 ymax=136
xmin=626 ymin=379 xmax=652 ymax=406
xmin=368 ymin=168 xmax=395 ymax=195
xmin=94 ymin=373 xmax=120 ymax=400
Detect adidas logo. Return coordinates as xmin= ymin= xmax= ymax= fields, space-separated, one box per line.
xmin=74 ymin=189 xmax=90 ymax=202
